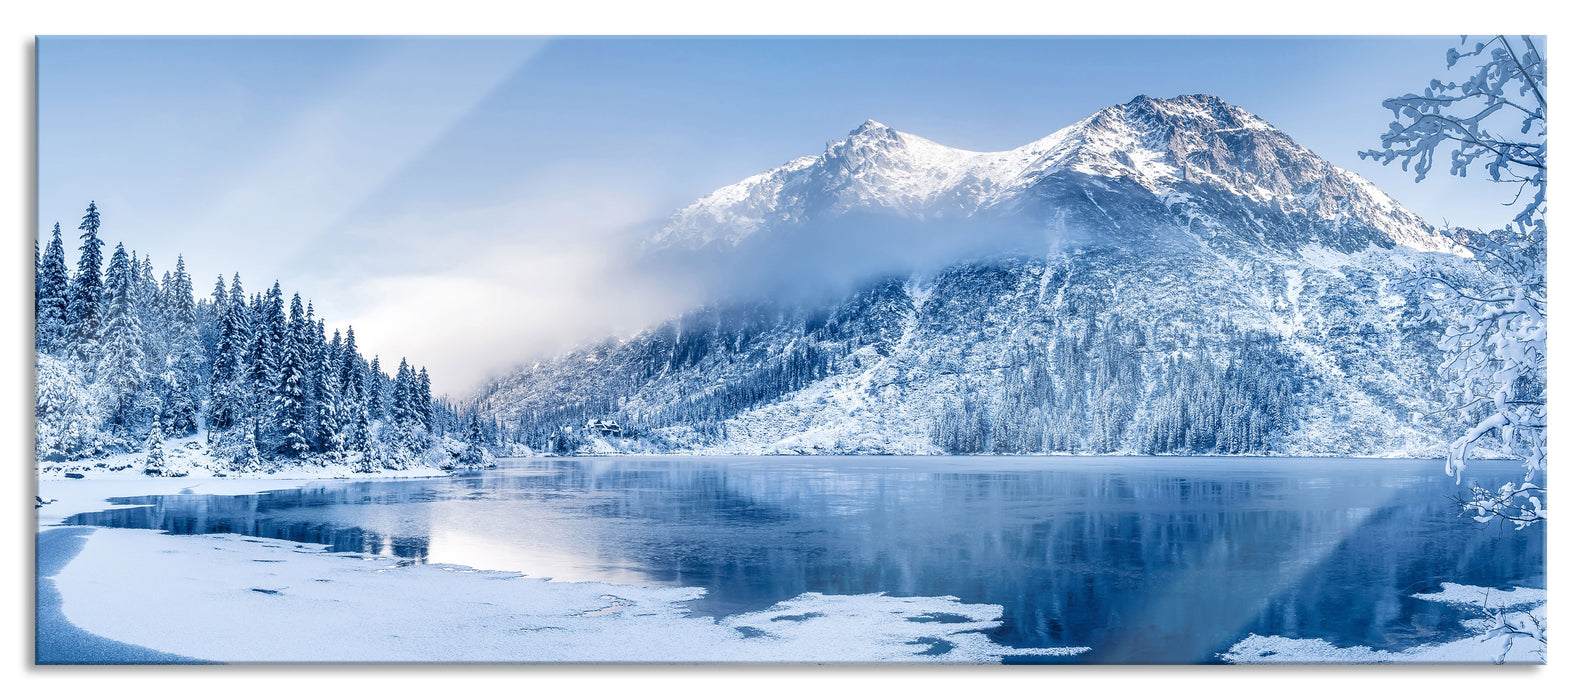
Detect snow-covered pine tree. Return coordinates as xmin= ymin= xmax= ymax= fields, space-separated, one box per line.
xmin=35 ymin=353 xmax=107 ymax=459
xmin=273 ymin=293 xmax=311 ymax=457
xmin=158 ymin=255 xmax=203 ymax=435
xmin=242 ymin=311 xmax=277 ymax=451
xmin=241 ymin=429 xmax=261 ymax=469
xmin=207 ymin=274 xmax=248 ymax=431
xmin=392 ymin=358 xmax=415 ymax=428
xmin=301 ymin=302 xmax=323 ymax=448
xmin=384 ymin=358 xmax=431 ymax=454
xmin=418 ymin=366 xmax=433 ymax=431
xmin=159 ymin=268 xmax=178 ymax=366
xmin=198 ymin=274 xmax=227 ymax=370
xmin=340 ymin=326 xmax=363 ymax=409
xmin=461 ymin=417 xmax=487 ymax=465
xmin=35 ymin=223 xmax=71 ymax=354
xmin=163 ymin=348 xmax=201 ymax=436
xmin=347 ymin=405 xmax=372 ymax=453
xmin=263 ymin=282 xmax=286 ymax=361
xmin=367 ymin=356 xmax=385 ymax=419
xmin=68 ymin=202 xmax=105 ymax=364
xmin=160 ymin=270 xmax=173 ymax=308
xmin=328 ymin=327 xmax=343 ymax=374
xmin=188 ymin=282 xmax=213 ymax=391
xmin=144 ymin=413 xmax=166 ymax=475
xmin=312 ymin=325 xmax=346 ymax=454
xmin=96 ymin=242 xmax=149 ymax=438
xmin=136 ymin=253 xmax=166 ymax=366
xmin=248 ymin=292 xmax=264 ymax=342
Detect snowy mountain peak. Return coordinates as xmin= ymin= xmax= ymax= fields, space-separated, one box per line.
xmin=849 ymin=118 xmax=892 ymax=136
xmin=651 ymin=96 xmax=1457 ymax=255
xmin=1122 ymin=93 xmax=1266 ymax=127
xmin=823 ymin=119 xmax=914 ymax=163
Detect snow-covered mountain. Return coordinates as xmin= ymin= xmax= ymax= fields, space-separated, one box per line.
xmin=470 ymin=94 xmax=1469 ymax=456
xmin=655 ymin=95 xmax=1454 ymax=256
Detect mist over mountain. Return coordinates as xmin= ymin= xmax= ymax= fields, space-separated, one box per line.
xmin=468 ymin=94 xmax=1471 ymax=456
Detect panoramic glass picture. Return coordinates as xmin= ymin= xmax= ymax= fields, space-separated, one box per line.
xmin=33 ymin=36 xmax=1546 ymax=665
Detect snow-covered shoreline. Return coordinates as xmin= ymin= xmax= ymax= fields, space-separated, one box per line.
xmin=35 ymin=469 xmax=1089 ymax=664
xmin=518 ymin=438 xmax=1505 ymax=464
xmin=39 ymin=526 xmax=1088 ymax=664
xmin=33 ymin=424 xmax=508 ymax=530
xmin=35 ymin=464 xmax=463 ymax=529
xmin=557 ymin=445 xmax=1465 ymax=459
xmin=36 ymin=425 xmax=506 ymax=480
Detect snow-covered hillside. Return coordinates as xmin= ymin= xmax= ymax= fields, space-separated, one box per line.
xmin=471 ymin=95 xmax=1473 ymax=456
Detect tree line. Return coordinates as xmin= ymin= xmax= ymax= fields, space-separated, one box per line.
xmin=35 ymin=201 xmax=501 ymax=470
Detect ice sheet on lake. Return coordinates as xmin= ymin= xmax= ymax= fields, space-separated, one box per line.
xmin=49 ymin=528 xmax=1088 ymax=663
xmin=1410 ymin=582 xmax=1545 ymax=609
xmin=1221 ymin=582 xmax=1546 ymax=665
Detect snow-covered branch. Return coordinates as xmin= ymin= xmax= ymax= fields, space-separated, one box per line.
xmin=1365 ymin=36 xmax=1546 ymax=531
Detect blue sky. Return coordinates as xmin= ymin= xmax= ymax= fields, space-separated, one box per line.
xmin=37 ymin=36 xmax=1530 ymax=392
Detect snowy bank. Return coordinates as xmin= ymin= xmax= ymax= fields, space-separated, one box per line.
xmin=45 ymin=527 xmax=1088 ymax=664
xmin=1221 ymin=583 xmax=1546 ymax=664
xmin=34 ymin=427 xmax=506 ymax=529
xmin=35 ymin=470 xmax=463 ymax=529
xmin=36 ymin=427 xmax=499 ymax=481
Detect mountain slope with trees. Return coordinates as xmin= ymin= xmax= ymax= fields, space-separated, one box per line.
xmin=469 ymin=95 xmax=1478 ymax=456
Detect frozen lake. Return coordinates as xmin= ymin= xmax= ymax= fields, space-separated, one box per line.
xmin=63 ymin=456 xmax=1545 ymax=663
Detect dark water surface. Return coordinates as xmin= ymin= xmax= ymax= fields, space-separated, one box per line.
xmin=64 ymin=456 xmax=1545 ymax=663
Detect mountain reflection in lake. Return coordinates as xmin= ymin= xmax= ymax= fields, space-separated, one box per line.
xmin=64 ymin=456 xmax=1544 ymax=664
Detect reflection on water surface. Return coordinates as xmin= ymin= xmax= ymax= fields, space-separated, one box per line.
xmin=65 ymin=456 xmax=1545 ymax=663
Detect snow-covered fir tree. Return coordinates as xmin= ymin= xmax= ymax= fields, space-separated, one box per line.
xmin=340 ymin=326 xmax=363 ymax=408
xmin=273 ymin=294 xmax=311 ymax=457
xmin=35 ymin=353 xmax=107 ymax=459
xmin=143 ymin=414 xmax=166 ymax=474
xmin=35 ymin=223 xmax=71 ymax=354
xmin=67 ymin=202 xmax=105 ymax=364
xmin=159 ymin=256 xmax=203 ymax=435
xmin=314 ymin=327 xmax=347 ymax=453
xmin=418 ymin=367 xmax=433 ymax=430
xmin=135 ymin=253 xmax=165 ymax=366
xmin=347 ymin=404 xmax=372 ymax=453
xmin=207 ymin=274 xmax=248 ymax=433
xmin=95 ymin=243 xmax=149 ymax=438
xmin=367 ymin=356 xmax=385 ymax=418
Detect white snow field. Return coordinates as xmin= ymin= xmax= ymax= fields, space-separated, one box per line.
xmin=45 ymin=526 xmax=1088 ymax=664
xmin=1221 ymin=583 xmax=1546 ymax=664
